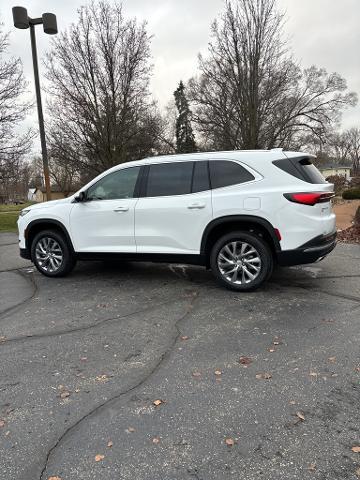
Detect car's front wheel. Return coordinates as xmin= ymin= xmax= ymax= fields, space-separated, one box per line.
xmin=31 ymin=230 xmax=76 ymax=277
xmin=210 ymin=231 xmax=273 ymax=291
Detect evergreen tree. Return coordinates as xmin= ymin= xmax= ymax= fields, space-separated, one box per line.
xmin=174 ymin=81 xmax=197 ymax=153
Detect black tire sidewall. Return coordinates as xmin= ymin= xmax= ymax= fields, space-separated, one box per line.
xmin=31 ymin=230 xmax=76 ymax=277
xmin=210 ymin=231 xmax=273 ymax=291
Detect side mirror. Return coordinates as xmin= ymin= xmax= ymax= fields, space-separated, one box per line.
xmin=74 ymin=191 xmax=87 ymax=202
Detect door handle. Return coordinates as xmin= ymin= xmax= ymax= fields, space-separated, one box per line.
xmin=187 ymin=202 xmax=206 ymax=209
xmin=113 ymin=206 xmax=129 ymax=212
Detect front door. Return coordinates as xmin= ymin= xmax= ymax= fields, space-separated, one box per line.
xmin=70 ymin=166 xmax=141 ymax=252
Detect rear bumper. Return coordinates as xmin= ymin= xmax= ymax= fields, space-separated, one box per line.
xmin=277 ymin=231 xmax=337 ymax=266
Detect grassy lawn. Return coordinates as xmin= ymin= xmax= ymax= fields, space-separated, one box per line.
xmin=0 ymin=202 xmax=35 ymax=232
xmin=0 ymin=212 xmax=19 ymax=232
xmin=0 ymin=202 xmax=35 ymax=212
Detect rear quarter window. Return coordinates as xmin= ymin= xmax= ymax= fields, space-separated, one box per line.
xmin=273 ymin=157 xmax=326 ymax=184
xmin=210 ymin=160 xmax=255 ymax=189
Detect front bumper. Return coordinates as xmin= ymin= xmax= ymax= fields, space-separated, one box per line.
xmin=277 ymin=231 xmax=337 ymax=267
xmin=20 ymin=247 xmax=31 ymax=260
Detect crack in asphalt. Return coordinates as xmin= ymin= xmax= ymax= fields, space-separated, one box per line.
xmin=39 ymin=290 xmax=200 ymax=480
xmin=271 ymin=280 xmax=360 ymax=304
xmin=0 ymin=296 xmax=190 ymax=344
xmin=0 ymin=270 xmax=37 ymax=319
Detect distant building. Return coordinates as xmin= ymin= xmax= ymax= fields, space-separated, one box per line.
xmin=29 ymin=186 xmax=77 ymax=203
xmin=27 ymin=188 xmax=37 ymax=201
xmin=319 ymin=165 xmax=351 ymax=181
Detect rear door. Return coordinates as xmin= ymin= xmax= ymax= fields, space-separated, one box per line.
xmin=135 ymin=160 xmax=213 ymax=254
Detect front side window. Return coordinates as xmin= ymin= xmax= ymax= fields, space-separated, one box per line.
xmin=209 ymin=160 xmax=255 ymax=189
xmin=146 ymin=162 xmax=193 ymax=197
xmin=87 ymin=167 xmax=140 ymax=200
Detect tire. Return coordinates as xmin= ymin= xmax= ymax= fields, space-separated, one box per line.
xmin=210 ymin=231 xmax=273 ymax=291
xmin=31 ymin=229 xmax=76 ymax=277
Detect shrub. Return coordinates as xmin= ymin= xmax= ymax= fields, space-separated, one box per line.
xmin=326 ymin=174 xmax=347 ymax=195
xmin=350 ymin=176 xmax=360 ymax=187
xmin=342 ymin=188 xmax=360 ymax=200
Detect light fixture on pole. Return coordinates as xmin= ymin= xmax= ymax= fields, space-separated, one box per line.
xmin=12 ymin=6 xmax=58 ymax=201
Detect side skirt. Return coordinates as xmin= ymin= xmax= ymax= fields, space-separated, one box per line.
xmin=75 ymin=252 xmax=207 ymax=266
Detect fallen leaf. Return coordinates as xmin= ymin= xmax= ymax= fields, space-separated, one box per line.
xmin=5 ymin=430 xmax=10 ymax=436
xmin=0 ymin=419 xmax=5 ymax=428
xmin=239 ymin=356 xmax=252 ymax=365
xmin=95 ymin=374 xmax=109 ymax=382
xmin=308 ymin=463 xmax=316 ymax=471
xmin=351 ymin=446 xmax=360 ymax=453
xmin=289 ymin=400 xmax=296 ymax=405
xmin=256 ymin=373 xmax=272 ymax=380
xmin=127 ymin=427 xmax=135 ymax=433
xmin=268 ymin=348 xmax=275 ymax=353
xmin=59 ymin=391 xmax=70 ymax=399
xmin=214 ymin=370 xmax=222 ymax=376
xmin=152 ymin=437 xmax=160 ymax=444
xmin=153 ymin=399 xmax=164 ymax=407
xmin=309 ymin=371 xmax=318 ymax=377
xmin=328 ymin=357 xmax=336 ymax=363
xmin=296 ymin=411 xmax=305 ymax=421
xmin=225 ymin=438 xmax=235 ymax=446
xmin=0 ymin=336 xmax=6 ymax=342
xmin=355 ymin=367 xmax=360 ymax=372
xmin=107 ymin=441 xmax=113 ymax=448
xmin=180 ymin=336 xmax=189 ymax=341
xmin=95 ymin=454 xmax=104 ymax=462
xmin=192 ymin=371 xmax=201 ymax=377
xmin=48 ymin=477 xmax=62 ymax=480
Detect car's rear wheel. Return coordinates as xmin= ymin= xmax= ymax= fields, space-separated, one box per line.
xmin=210 ymin=231 xmax=273 ymax=291
xmin=31 ymin=230 xmax=76 ymax=277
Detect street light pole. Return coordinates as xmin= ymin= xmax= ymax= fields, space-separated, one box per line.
xmin=29 ymin=21 xmax=51 ymax=201
xmin=12 ymin=7 xmax=58 ymax=202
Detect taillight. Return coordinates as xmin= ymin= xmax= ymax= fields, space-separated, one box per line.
xmin=284 ymin=192 xmax=335 ymax=206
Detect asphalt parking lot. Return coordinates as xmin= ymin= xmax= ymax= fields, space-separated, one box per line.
xmin=0 ymin=232 xmax=359 ymax=480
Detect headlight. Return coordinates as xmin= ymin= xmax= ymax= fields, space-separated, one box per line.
xmin=19 ymin=209 xmax=31 ymax=217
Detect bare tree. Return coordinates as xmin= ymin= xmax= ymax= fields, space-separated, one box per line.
xmin=0 ymin=24 xmax=32 ymax=185
xmin=189 ymin=0 xmax=357 ymax=150
xmin=46 ymin=1 xmax=162 ymax=179
xmin=345 ymin=128 xmax=360 ymax=175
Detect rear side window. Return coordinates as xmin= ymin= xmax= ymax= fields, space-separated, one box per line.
xmin=273 ymin=157 xmax=326 ymax=184
xmin=209 ymin=160 xmax=255 ymax=189
xmin=192 ymin=161 xmax=210 ymax=193
xmin=146 ymin=162 xmax=193 ymax=197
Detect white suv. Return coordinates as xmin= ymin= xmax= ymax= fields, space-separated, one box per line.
xmin=18 ymin=150 xmax=336 ymax=291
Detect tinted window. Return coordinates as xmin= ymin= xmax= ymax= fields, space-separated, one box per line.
xmin=273 ymin=157 xmax=326 ymax=184
xmin=87 ymin=167 xmax=140 ymax=200
xmin=210 ymin=160 xmax=255 ymax=189
xmin=146 ymin=162 xmax=193 ymax=197
xmin=192 ymin=161 xmax=210 ymax=193
xmin=299 ymin=158 xmax=326 ymax=184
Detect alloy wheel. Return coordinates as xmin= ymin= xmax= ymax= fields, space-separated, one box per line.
xmin=217 ymin=241 xmax=262 ymax=285
xmin=35 ymin=236 xmax=64 ymax=273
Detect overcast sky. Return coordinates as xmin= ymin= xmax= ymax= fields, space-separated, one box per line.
xmin=1 ymin=0 xmax=359 ymax=154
